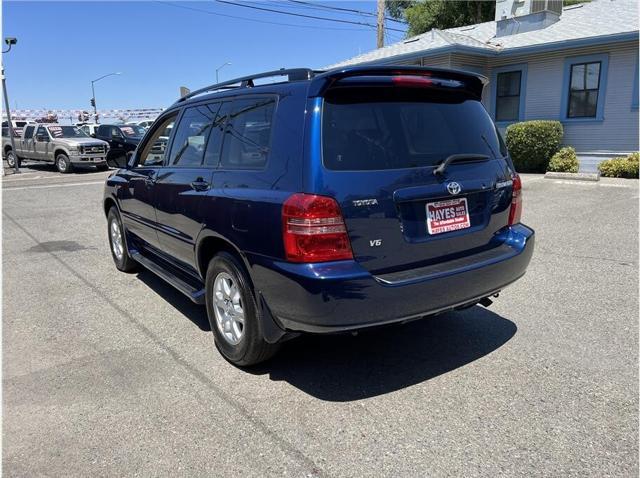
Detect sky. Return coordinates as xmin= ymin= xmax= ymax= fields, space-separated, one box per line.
xmin=2 ymin=1 xmax=407 ymax=113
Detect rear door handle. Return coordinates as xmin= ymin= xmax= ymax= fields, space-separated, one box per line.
xmin=190 ymin=179 xmax=210 ymax=191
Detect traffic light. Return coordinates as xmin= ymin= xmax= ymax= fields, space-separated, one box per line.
xmin=90 ymin=98 xmax=95 ymax=107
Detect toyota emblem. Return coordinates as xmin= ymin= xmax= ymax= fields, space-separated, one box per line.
xmin=446 ymin=182 xmax=462 ymax=195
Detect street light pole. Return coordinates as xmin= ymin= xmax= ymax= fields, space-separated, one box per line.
xmin=2 ymin=37 xmax=19 ymax=174
xmin=215 ymin=62 xmax=231 ymax=83
xmin=91 ymin=72 xmax=121 ymax=123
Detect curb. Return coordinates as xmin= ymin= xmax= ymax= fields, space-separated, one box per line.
xmin=544 ymin=172 xmax=600 ymax=182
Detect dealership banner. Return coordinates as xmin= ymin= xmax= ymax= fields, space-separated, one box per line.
xmin=2 ymin=108 xmax=164 ymax=120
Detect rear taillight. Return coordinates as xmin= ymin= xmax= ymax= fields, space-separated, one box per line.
xmin=282 ymin=193 xmax=353 ymax=263
xmin=508 ymin=174 xmax=523 ymax=225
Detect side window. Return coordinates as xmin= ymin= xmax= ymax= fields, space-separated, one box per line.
xmin=203 ymin=102 xmax=229 ymax=167
xmin=24 ymin=126 xmax=35 ymax=139
xmin=167 ymin=105 xmax=218 ymax=167
xmin=97 ymin=125 xmax=109 ymax=137
xmin=136 ymin=114 xmax=177 ymax=167
xmin=36 ymin=126 xmax=48 ymax=140
xmin=220 ymin=97 xmax=275 ymax=170
xmin=111 ymin=126 xmax=122 ymax=138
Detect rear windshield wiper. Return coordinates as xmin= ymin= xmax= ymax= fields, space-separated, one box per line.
xmin=433 ymin=153 xmax=490 ymax=177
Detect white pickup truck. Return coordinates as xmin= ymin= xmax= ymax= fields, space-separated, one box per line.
xmin=2 ymin=124 xmax=110 ymax=173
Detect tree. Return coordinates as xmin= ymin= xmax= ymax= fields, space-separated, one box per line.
xmin=388 ymin=0 xmax=590 ymax=38
xmin=387 ymin=1 xmax=495 ymax=37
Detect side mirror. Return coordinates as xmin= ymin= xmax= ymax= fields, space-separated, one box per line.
xmin=36 ymin=135 xmax=48 ymax=142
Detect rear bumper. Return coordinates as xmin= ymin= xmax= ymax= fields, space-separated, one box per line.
xmin=250 ymin=224 xmax=534 ymax=333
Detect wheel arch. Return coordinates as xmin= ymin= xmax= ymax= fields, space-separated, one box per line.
xmin=195 ymin=232 xmax=253 ymax=285
xmin=54 ymin=148 xmax=69 ymax=159
xmin=103 ymin=195 xmax=119 ymax=218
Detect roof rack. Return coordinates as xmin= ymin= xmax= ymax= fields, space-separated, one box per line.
xmin=175 ymin=68 xmax=319 ymax=103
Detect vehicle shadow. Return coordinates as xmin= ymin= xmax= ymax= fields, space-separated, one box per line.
xmin=133 ymin=268 xmax=516 ymax=402
xmin=13 ymin=161 xmax=105 ymax=174
xmin=135 ymin=269 xmax=211 ymax=331
xmin=251 ymin=307 xmax=517 ymax=402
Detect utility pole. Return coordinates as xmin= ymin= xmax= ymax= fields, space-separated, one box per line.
xmin=2 ymin=37 xmax=19 ymax=174
xmin=377 ymin=0 xmax=385 ymax=49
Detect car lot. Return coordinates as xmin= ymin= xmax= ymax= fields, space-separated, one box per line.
xmin=2 ymin=171 xmax=638 ymax=476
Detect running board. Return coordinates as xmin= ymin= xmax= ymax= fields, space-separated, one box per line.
xmin=130 ymin=251 xmax=206 ymax=304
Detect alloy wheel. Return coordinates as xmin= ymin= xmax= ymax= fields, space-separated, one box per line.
xmin=213 ymin=272 xmax=245 ymax=345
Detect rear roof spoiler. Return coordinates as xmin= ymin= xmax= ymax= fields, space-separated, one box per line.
xmin=308 ymin=65 xmax=487 ymax=100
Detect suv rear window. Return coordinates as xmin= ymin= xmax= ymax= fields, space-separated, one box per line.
xmin=322 ymin=88 xmax=502 ymax=171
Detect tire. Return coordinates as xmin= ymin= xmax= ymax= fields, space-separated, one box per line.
xmin=55 ymin=153 xmax=73 ymax=174
xmin=205 ymin=252 xmax=279 ymax=366
xmin=107 ymin=207 xmax=138 ymax=273
xmin=5 ymin=150 xmax=20 ymax=168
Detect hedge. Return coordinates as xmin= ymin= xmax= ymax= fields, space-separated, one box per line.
xmin=598 ymin=152 xmax=639 ymax=178
xmin=505 ymin=120 xmax=563 ymax=173
xmin=547 ymin=147 xmax=579 ymax=173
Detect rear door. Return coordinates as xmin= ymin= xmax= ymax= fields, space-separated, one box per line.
xmin=317 ymin=80 xmax=515 ymax=274
xmin=154 ymin=102 xmax=228 ymax=269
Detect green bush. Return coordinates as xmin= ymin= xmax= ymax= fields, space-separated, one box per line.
xmin=598 ymin=152 xmax=639 ymax=178
xmin=547 ymin=147 xmax=579 ymax=173
xmin=505 ymin=120 xmax=564 ymax=173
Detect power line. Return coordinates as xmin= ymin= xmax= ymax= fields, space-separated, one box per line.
xmin=154 ymin=1 xmax=375 ymax=31
xmin=214 ymin=0 xmax=406 ymax=32
xmin=286 ymin=0 xmax=407 ymax=24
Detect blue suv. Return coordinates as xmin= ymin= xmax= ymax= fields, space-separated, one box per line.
xmin=103 ymin=66 xmax=535 ymax=366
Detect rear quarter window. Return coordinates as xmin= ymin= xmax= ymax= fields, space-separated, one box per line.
xmin=322 ymin=88 xmax=502 ymax=171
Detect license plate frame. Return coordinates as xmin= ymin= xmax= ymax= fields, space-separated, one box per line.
xmin=426 ymin=197 xmax=471 ymax=235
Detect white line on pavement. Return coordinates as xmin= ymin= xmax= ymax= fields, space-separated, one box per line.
xmin=3 ymin=180 xmax=105 ymax=191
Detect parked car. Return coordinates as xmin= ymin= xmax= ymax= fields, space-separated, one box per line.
xmin=103 ymin=66 xmax=535 ymax=366
xmin=95 ymin=124 xmax=146 ymax=168
xmin=2 ymin=119 xmax=37 ymax=138
xmin=125 ymin=119 xmax=155 ymax=130
xmin=76 ymin=123 xmax=101 ymax=138
xmin=3 ymin=123 xmax=109 ymax=172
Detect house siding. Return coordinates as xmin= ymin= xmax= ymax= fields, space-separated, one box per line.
xmin=447 ymin=41 xmax=639 ymax=153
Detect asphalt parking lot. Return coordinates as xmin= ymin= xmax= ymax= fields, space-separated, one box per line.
xmin=2 ymin=165 xmax=638 ymax=477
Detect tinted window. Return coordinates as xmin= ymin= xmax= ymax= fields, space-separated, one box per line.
xmin=137 ymin=114 xmax=177 ymax=167
xmin=97 ymin=125 xmax=110 ymax=137
xmin=220 ymin=97 xmax=275 ymax=170
xmin=120 ymin=125 xmax=145 ymax=137
xmin=24 ymin=126 xmax=35 ymax=139
xmin=322 ymin=88 xmax=502 ymax=171
xmin=36 ymin=126 xmax=48 ymax=139
xmin=203 ymin=102 xmax=229 ymax=167
xmin=168 ymin=105 xmax=218 ymax=167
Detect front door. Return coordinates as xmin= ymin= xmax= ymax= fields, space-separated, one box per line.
xmin=154 ymin=102 xmax=226 ymax=269
xmin=118 ymin=114 xmax=178 ymax=249
xmin=22 ymin=125 xmax=36 ymax=159
xmin=34 ymin=126 xmax=51 ymax=160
